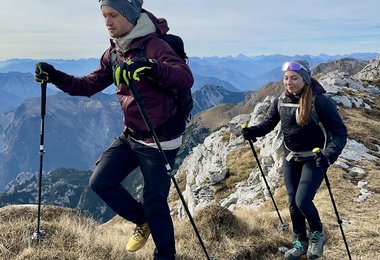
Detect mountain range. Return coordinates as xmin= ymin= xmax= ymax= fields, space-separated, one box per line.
xmin=0 ymin=92 xmax=123 ymax=190
xmin=0 ymin=84 xmax=246 ymax=191
xmin=0 ymin=52 xmax=377 ymax=112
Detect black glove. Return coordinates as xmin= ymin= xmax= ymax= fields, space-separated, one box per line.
xmin=35 ymin=62 xmax=65 ymax=85
xmin=241 ymin=126 xmax=257 ymax=142
xmin=114 ymin=58 xmax=156 ymax=85
xmin=315 ymin=153 xmax=330 ymax=168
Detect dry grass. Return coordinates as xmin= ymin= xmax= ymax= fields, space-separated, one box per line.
xmin=226 ymin=147 xmax=256 ymax=186
xmin=197 ymin=104 xmax=237 ymax=131
xmin=168 ymin=169 xmax=187 ymax=205
xmin=2 ymin=161 xmax=380 ymax=260
xmin=213 ymin=146 xmax=256 ymax=201
xmin=340 ymin=107 xmax=380 ymax=151
xmin=0 ymin=205 xmax=133 ymax=260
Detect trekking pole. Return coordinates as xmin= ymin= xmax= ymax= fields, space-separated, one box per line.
xmin=128 ymin=80 xmax=212 ymax=260
xmin=241 ymin=124 xmax=288 ymax=231
xmin=31 ymin=81 xmax=47 ymax=243
xmin=313 ymin=148 xmax=352 ymax=260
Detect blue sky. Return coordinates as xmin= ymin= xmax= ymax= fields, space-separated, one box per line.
xmin=1 ymin=0 xmax=379 ymax=60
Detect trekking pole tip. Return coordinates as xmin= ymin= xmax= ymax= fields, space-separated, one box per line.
xmin=31 ymin=229 xmax=46 ymax=242
xmin=278 ymin=221 xmax=289 ymax=231
xmin=278 ymin=246 xmax=289 ymax=254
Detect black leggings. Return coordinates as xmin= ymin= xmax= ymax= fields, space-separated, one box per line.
xmin=283 ymin=157 xmax=325 ymax=241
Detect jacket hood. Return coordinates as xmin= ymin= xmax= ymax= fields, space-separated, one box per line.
xmin=310 ymin=78 xmax=326 ymax=95
xmin=143 ymin=9 xmax=169 ymax=35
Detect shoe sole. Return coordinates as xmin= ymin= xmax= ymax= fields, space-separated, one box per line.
xmin=126 ymin=241 xmax=148 ymax=253
xmin=126 ymin=237 xmax=149 ymax=252
xmin=284 ymin=254 xmax=307 ymax=260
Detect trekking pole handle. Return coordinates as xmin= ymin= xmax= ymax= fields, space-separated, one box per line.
xmin=41 ymin=81 xmax=47 ymax=118
xmin=312 ymin=147 xmax=321 ymax=157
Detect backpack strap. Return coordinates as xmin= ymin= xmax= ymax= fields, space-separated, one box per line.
xmin=110 ymin=49 xmax=119 ymax=78
xmin=134 ymin=36 xmax=191 ymax=119
xmin=309 ymin=100 xmax=328 ymax=151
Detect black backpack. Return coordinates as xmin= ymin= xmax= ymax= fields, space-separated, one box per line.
xmin=111 ymin=34 xmax=193 ymax=124
xmin=154 ymin=34 xmax=193 ymax=123
xmin=161 ymin=34 xmax=188 ymax=62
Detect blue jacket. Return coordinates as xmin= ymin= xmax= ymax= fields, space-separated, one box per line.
xmin=251 ymin=79 xmax=347 ymax=163
xmin=55 ymin=10 xmax=194 ymax=142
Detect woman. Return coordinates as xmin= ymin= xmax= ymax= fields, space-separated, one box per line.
xmin=241 ymin=60 xmax=347 ymax=259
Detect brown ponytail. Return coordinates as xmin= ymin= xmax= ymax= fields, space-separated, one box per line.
xmin=296 ymin=85 xmax=312 ymax=126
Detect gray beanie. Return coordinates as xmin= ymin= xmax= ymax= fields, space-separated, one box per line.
xmin=283 ymin=60 xmax=311 ymax=85
xmin=100 ymin=0 xmax=143 ymax=25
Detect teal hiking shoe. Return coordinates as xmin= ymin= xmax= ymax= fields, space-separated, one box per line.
xmin=284 ymin=240 xmax=308 ymax=259
xmin=307 ymin=230 xmax=327 ymax=259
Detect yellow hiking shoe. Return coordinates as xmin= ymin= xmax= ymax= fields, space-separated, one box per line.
xmin=126 ymin=223 xmax=151 ymax=252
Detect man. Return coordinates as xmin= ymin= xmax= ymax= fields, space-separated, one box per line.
xmin=35 ymin=0 xmax=193 ymax=259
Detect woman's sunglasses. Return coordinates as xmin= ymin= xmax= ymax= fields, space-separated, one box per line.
xmin=282 ymin=62 xmax=309 ymax=72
